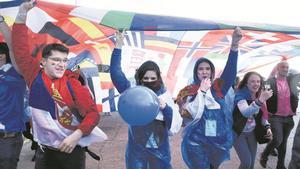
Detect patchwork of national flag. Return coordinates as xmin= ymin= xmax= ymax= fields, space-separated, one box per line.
xmin=1 ymin=0 xmax=300 ymax=112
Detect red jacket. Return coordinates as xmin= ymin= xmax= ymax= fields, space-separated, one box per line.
xmin=12 ymin=24 xmax=100 ymax=135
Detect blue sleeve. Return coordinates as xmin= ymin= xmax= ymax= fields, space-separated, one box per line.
xmin=0 ymin=68 xmax=25 ymax=88
xmin=220 ymin=50 xmax=238 ymax=96
xmin=110 ymin=48 xmax=131 ymax=93
xmin=161 ymin=104 xmax=173 ymax=130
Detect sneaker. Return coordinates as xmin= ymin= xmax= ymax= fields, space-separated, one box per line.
xmin=260 ymin=155 xmax=268 ymax=168
xmin=271 ymin=149 xmax=278 ymax=156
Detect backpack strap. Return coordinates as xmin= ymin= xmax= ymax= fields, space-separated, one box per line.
xmin=66 ymin=81 xmax=83 ymax=122
xmin=66 ymin=81 xmax=101 ymax=161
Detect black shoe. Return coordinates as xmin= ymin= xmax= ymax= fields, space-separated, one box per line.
xmin=260 ymin=155 xmax=268 ymax=168
xmin=271 ymin=149 xmax=278 ymax=156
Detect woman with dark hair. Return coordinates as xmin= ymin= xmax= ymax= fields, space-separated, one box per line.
xmin=110 ymin=31 xmax=182 ymax=169
xmin=176 ymin=27 xmax=242 ymax=169
xmin=232 ymin=71 xmax=273 ymax=169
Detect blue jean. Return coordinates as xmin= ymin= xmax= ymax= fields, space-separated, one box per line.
xmin=262 ymin=115 xmax=294 ymax=168
xmin=0 ymin=134 xmax=23 ymax=169
xmin=233 ymin=131 xmax=257 ymax=169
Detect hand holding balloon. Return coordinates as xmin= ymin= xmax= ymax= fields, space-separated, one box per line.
xmin=159 ymin=99 xmax=166 ymax=109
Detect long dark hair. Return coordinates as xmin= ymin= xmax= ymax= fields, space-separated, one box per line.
xmin=134 ymin=60 xmax=163 ymax=87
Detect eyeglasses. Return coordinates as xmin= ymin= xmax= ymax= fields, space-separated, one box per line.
xmin=47 ymin=57 xmax=69 ymax=64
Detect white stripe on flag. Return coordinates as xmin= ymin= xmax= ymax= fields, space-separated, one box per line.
xmin=136 ymin=32 xmax=142 ymax=48
xmin=26 ymin=7 xmax=57 ymax=33
xmin=181 ymin=31 xmax=208 ymax=42
xmin=91 ymin=76 xmax=102 ymax=105
xmin=69 ymin=6 xmax=108 ymax=24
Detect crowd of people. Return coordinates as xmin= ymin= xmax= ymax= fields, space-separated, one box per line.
xmin=1 ymin=1 xmax=300 ymax=169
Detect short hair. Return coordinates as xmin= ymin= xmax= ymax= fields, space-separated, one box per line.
xmin=277 ymin=61 xmax=289 ymax=69
xmin=0 ymin=42 xmax=11 ymax=63
xmin=42 ymin=43 xmax=69 ymax=58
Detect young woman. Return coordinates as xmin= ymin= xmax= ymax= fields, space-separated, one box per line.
xmin=232 ymin=71 xmax=273 ymax=169
xmin=177 ymin=27 xmax=242 ymax=169
xmin=110 ymin=31 xmax=182 ymax=169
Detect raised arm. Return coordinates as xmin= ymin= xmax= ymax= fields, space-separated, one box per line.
xmin=219 ymin=27 xmax=242 ymax=95
xmin=110 ymin=30 xmax=131 ymax=93
xmin=0 ymin=15 xmax=21 ymax=73
xmin=12 ymin=1 xmax=40 ymax=86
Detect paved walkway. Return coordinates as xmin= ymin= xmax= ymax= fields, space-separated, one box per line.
xmin=18 ymin=112 xmax=299 ymax=169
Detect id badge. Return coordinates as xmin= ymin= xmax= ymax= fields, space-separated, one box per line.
xmin=205 ymin=120 xmax=217 ymax=137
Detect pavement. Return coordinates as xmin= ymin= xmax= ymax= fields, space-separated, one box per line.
xmin=17 ymin=112 xmax=300 ymax=169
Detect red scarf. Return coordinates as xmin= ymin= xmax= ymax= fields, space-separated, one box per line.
xmin=175 ymin=84 xmax=199 ymax=118
xmin=175 ymin=78 xmax=225 ymax=118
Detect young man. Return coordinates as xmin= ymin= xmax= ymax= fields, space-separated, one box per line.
xmin=12 ymin=2 xmax=103 ymax=169
xmin=0 ymin=15 xmax=26 ymax=169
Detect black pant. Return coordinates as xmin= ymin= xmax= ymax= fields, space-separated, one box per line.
xmin=34 ymin=146 xmax=86 ymax=169
xmin=0 ymin=134 xmax=23 ymax=169
xmin=262 ymin=115 xmax=294 ymax=167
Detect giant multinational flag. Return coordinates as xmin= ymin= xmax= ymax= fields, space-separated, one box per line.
xmin=1 ymin=0 xmax=300 ymax=112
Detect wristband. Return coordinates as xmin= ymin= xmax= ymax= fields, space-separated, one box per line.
xmin=255 ymin=99 xmax=263 ymax=106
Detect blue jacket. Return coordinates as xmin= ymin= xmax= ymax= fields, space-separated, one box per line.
xmin=0 ymin=64 xmax=26 ymax=132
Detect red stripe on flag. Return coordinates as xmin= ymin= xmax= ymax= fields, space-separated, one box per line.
xmin=36 ymin=1 xmax=75 ymax=20
xmin=101 ymin=82 xmax=114 ymax=90
xmin=145 ymin=46 xmax=175 ymax=55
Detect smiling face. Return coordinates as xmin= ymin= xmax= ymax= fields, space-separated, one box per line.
xmin=197 ymin=62 xmax=211 ymax=81
xmin=246 ymin=74 xmax=262 ymax=94
xmin=41 ymin=50 xmax=68 ymax=79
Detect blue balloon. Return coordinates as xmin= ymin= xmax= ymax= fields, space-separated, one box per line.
xmin=117 ymin=86 xmax=160 ymax=126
